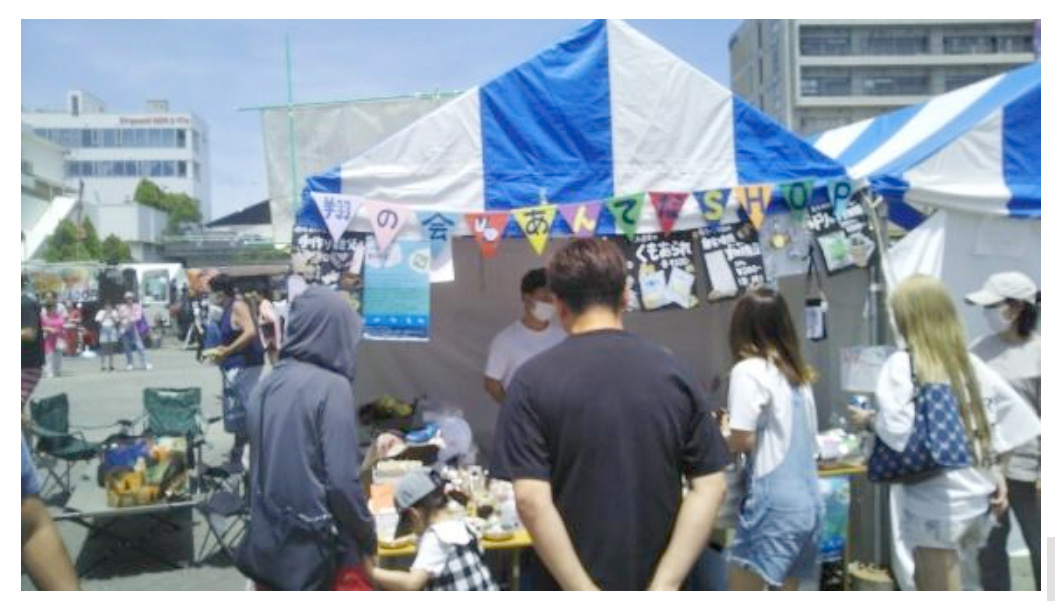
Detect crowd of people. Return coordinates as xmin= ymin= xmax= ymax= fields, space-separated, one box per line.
xmin=20 ymin=243 xmax=1041 ymax=592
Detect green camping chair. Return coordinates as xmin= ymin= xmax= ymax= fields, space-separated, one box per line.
xmin=141 ymin=387 xmax=211 ymax=492
xmin=29 ymin=393 xmax=102 ymax=503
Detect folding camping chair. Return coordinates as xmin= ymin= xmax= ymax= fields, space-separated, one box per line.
xmin=195 ymin=462 xmax=248 ymax=564
xmin=28 ymin=393 xmax=102 ymax=504
xmin=141 ymin=387 xmax=215 ymax=492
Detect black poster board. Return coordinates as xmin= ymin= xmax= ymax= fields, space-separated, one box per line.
xmin=615 ymin=233 xmax=699 ymax=312
xmin=696 ymin=222 xmax=767 ymax=302
xmin=805 ymin=192 xmax=876 ymax=275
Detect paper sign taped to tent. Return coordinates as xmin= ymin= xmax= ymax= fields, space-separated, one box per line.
xmin=840 ymin=345 xmax=897 ymax=393
xmin=617 ymin=233 xmax=699 ymax=311
xmin=362 ymin=238 xmax=432 ymax=342
xmin=697 ymin=223 xmax=767 ymax=301
xmin=292 ymin=224 xmax=368 ymax=286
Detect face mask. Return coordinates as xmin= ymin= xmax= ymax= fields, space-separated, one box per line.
xmin=530 ymin=301 xmax=555 ymax=323
xmin=983 ymin=306 xmax=1012 ymax=334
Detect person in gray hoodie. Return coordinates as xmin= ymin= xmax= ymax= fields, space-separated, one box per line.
xmin=236 ymin=286 xmax=377 ymax=590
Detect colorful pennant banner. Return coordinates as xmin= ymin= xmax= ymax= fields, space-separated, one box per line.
xmin=649 ymin=192 xmax=689 ymax=235
xmin=465 ymin=212 xmax=510 ymax=258
xmin=606 ymin=193 xmax=647 ymax=240
xmin=363 ymin=201 xmax=414 ymax=254
xmin=558 ymin=202 xmax=603 ymax=238
xmin=734 ymin=184 xmax=774 ymax=231
xmin=310 ymin=192 xmax=362 ymax=243
xmin=828 ymin=179 xmax=857 ymax=222
xmin=513 ymin=205 xmax=558 ymax=255
xmin=781 ymin=180 xmax=814 ymax=223
xmin=693 ymin=189 xmax=730 ymax=229
xmin=417 ymin=212 xmax=461 ymax=259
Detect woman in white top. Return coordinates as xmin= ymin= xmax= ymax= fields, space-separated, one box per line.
xmin=849 ymin=275 xmax=1039 ymax=591
xmin=725 ymin=288 xmax=821 ymax=591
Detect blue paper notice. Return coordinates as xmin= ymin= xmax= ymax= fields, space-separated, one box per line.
xmin=362 ymin=238 xmax=432 ymax=341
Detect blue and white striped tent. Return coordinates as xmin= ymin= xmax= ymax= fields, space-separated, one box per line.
xmin=811 ymin=61 xmax=1040 ymax=229
xmin=295 ymin=19 xmax=846 ymax=237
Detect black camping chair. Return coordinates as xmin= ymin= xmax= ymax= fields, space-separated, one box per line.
xmin=194 ymin=462 xmax=248 ymax=565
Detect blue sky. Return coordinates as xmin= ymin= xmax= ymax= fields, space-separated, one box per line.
xmin=22 ymin=19 xmax=743 ymax=220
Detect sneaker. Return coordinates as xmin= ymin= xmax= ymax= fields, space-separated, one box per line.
xmin=126 ymin=364 xmax=134 ymax=371
xmin=145 ymin=363 xmax=153 ymax=371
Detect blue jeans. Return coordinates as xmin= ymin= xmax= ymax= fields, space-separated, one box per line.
xmin=121 ymin=327 xmax=150 ymax=368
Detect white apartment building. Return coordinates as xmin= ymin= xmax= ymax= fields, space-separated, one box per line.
xmin=22 ymin=90 xmax=213 ymax=219
xmin=730 ymin=20 xmax=1037 ymax=135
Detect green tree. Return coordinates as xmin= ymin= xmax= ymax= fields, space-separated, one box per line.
xmin=100 ymin=234 xmax=133 ymax=264
xmin=43 ymin=218 xmax=102 ymax=262
xmin=134 ymin=178 xmax=166 ymax=211
xmin=135 ymin=178 xmax=202 ymax=234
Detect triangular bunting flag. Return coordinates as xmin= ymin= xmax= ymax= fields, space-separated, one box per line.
xmin=693 ymin=189 xmax=730 ymax=229
xmin=734 ymin=185 xmax=773 ymax=230
xmin=310 ymin=192 xmax=362 ymax=243
xmin=465 ymin=212 xmax=510 ymax=258
xmin=606 ymin=193 xmax=646 ymax=240
xmin=558 ymin=202 xmax=603 ymax=238
xmin=417 ymin=211 xmax=460 ymax=260
xmin=829 ymin=178 xmax=856 ymax=222
xmin=363 ymin=201 xmax=414 ymax=253
xmin=781 ymin=180 xmax=814 ymax=222
xmin=513 ymin=205 xmax=558 ymax=255
xmin=649 ymin=192 xmax=690 ymax=235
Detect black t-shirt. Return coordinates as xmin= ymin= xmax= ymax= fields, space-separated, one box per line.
xmin=22 ymin=295 xmax=44 ymax=369
xmin=492 ymin=329 xmax=728 ymax=591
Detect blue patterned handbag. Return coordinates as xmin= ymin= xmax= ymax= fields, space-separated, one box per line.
xmin=867 ymin=353 xmax=973 ymax=483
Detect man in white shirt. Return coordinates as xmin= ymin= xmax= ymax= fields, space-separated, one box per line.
xmin=483 ymin=268 xmax=567 ymax=404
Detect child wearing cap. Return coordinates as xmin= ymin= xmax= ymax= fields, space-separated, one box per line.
xmin=371 ymin=470 xmax=498 ymax=591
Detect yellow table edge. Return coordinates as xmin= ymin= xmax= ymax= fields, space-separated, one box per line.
xmin=379 ymin=528 xmax=533 ymax=558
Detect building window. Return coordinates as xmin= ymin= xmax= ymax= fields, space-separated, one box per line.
xmin=193 ymin=161 xmax=201 ymax=182
xmin=862 ymin=73 xmax=930 ymax=96
xmin=860 ymin=28 xmax=929 ymax=55
xmin=997 ymin=35 xmax=1033 ymax=53
xmin=22 ymin=160 xmax=33 ymax=176
xmin=800 ymin=27 xmax=851 ymax=56
xmin=177 ymin=129 xmax=187 ymax=148
xmin=944 ymin=35 xmax=995 ymax=54
xmin=801 ymin=69 xmax=852 ymax=97
xmin=192 ymin=130 xmax=200 ymax=152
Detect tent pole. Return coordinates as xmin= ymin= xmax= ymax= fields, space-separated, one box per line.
xmin=287 ymin=36 xmax=299 ymax=217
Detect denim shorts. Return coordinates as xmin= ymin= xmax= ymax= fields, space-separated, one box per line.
xmin=900 ymin=509 xmax=997 ymax=552
xmin=729 ymin=489 xmax=821 ymax=588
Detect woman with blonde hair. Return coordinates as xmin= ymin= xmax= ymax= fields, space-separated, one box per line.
xmin=724 ymin=287 xmax=821 ymax=591
xmin=849 ymin=275 xmax=1039 ymax=590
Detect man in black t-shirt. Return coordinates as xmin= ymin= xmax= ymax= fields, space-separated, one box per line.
xmin=22 ymin=278 xmax=45 ymax=409
xmin=493 ymin=239 xmax=728 ymax=591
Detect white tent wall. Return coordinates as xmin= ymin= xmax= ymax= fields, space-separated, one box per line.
xmin=351 ymin=237 xmax=876 ymax=470
xmin=888 ymin=210 xmax=1041 ymax=340
xmin=262 ymin=96 xmax=459 ymax=242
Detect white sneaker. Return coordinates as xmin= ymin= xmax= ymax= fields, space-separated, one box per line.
xmin=145 ymin=363 xmax=153 ymax=371
xmin=126 ymin=364 xmax=134 ymax=371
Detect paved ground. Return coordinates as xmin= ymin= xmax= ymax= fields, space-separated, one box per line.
xmin=23 ymin=340 xmax=250 ymax=590
xmin=22 ymin=341 xmax=1039 ymax=591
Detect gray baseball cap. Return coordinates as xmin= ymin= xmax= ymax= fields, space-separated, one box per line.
xmin=393 ymin=469 xmax=442 ymax=512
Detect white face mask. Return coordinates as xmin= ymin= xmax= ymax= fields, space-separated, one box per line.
xmin=983 ymin=306 xmax=1012 ymax=334
xmin=530 ymin=301 xmax=555 ymax=323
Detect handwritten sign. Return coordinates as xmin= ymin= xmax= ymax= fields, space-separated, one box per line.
xmin=697 ymin=223 xmax=766 ymax=301
xmin=617 ymin=233 xmax=699 ymax=311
